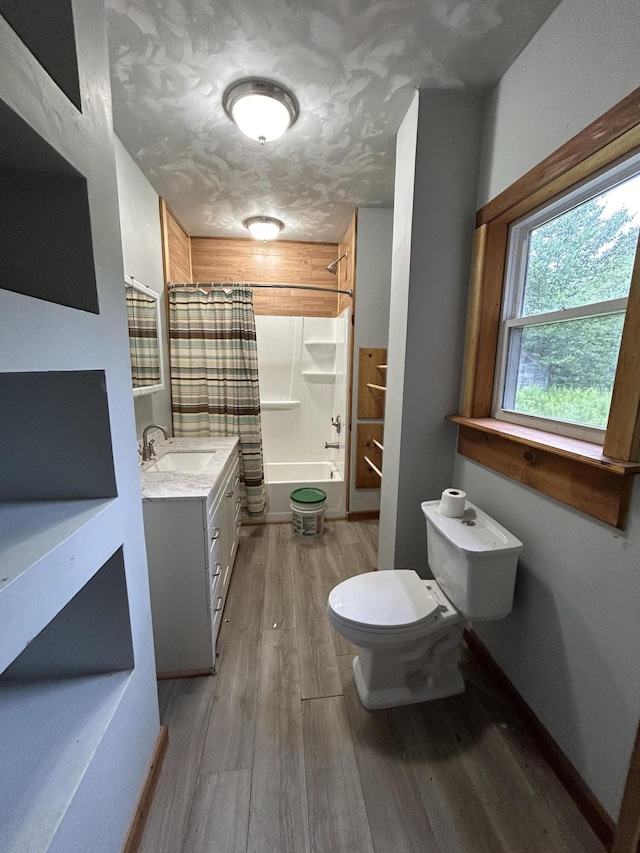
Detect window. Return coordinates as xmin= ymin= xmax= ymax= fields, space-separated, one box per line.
xmin=454 ymin=88 xmax=640 ymax=528
xmin=494 ymin=157 xmax=640 ymax=442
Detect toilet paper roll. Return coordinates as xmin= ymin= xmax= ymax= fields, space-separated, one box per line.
xmin=439 ymin=488 xmax=466 ymax=518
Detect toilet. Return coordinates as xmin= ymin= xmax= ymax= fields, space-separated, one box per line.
xmin=327 ymin=498 xmax=523 ymax=710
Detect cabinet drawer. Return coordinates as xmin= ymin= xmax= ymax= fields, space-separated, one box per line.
xmin=210 ymin=592 xmax=224 ymax=657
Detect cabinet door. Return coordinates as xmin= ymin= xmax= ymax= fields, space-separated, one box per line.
xmin=144 ymin=498 xmax=213 ymax=674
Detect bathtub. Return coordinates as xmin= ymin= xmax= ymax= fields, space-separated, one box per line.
xmin=264 ymin=461 xmax=346 ymax=522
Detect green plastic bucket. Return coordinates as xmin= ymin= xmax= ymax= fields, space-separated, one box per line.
xmin=290 ymin=488 xmax=327 ymax=537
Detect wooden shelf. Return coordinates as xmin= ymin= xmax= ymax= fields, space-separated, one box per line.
xmin=364 ymin=456 xmax=382 ymax=478
xmin=356 ymin=423 xmax=383 ymax=488
xmin=358 ymin=347 xmax=387 ymax=419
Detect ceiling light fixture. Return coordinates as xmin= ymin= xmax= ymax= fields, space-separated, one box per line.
xmin=223 ymin=79 xmax=298 ymax=145
xmin=243 ymin=216 xmax=285 ymax=241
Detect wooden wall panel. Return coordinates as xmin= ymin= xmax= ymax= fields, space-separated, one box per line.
xmin=190 ymin=237 xmax=341 ymax=317
xmin=337 ymin=210 xmax=357 ymax=317
xmin=159 ymin=199 xmax=192 ymax=284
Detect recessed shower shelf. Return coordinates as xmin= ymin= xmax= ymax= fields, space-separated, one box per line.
xmin=260 ymin=400 xmax=301 ymax=410
xmin=302 ymin=371 xmax=336 ymax=382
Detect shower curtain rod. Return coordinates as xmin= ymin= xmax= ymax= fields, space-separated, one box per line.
xmin=168 ymin=282 xmax=353 ymax=297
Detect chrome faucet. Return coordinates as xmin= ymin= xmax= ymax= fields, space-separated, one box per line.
xmin=325 ymin=441 xmax=340 ymax=449
xmin=142 ymin=424 xmax=168 ymax=461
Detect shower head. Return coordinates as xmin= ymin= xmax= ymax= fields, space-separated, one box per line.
xmin=326 ymin=252 xmax=348 ymax=274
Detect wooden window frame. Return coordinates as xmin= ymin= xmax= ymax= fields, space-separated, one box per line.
xmin=455 ymin=86 xmax=640 ymax=529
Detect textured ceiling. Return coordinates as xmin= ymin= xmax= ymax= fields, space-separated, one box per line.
xmin=106 ymin=0 xmax=562 ymax=243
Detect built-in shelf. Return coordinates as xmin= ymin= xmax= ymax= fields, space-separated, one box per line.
xmin=0 ymin=0 xmax=82 ymax=110
xmin=0 ymin=671 xmax=131 ymax=853
xmin=372 ymin=438 xmax=384 ymax=452
xmin=304 ymin=340 xmax=337 ymax=348
xmin=0 ymin=499 xmax=118 ymax=673
xmin=0 ymin=371 xmax=116 ymax=501
xmin=0 ymin=545 xmax=135 ymax=851
xmin=260 ymin=400 xmax=301 ymax=410
xmin=366 ymin=382 xmax=387 ymax=391
xmin=0 ymin=101 xmax=98 ymax=312
xmin=377 ymin=364 xmax=387 ymax=369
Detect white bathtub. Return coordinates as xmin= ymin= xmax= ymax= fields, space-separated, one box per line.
xmin=264 ymin=461 xmax=346 ymax=522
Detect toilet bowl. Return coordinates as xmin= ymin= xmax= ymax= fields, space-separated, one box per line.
xmin=327 ymin=498 xmax=522 ymax=710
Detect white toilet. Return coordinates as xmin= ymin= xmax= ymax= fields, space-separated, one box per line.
xmin=327 ymin=498 xmax=523 ymax=710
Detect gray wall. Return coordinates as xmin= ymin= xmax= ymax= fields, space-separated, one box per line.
xmin=379 ymin=89 xmax=484 ymax=571
xmin=349 ymin=207 xmax=393 ymax=515
xmin=114 ymin=138 xmax=173 ymax=439
xmin=456 ymin=0 xmax=640 ymax=818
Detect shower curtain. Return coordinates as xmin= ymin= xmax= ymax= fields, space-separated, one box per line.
xmin=169 ymin=285 xmax=266 ymax=517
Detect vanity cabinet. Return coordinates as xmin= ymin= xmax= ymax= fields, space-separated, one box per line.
xmin=142 ymin=446 xmax=241 ymax=676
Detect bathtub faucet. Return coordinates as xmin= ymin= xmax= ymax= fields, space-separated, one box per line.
xmin=325 ymin=441 xmax=340 ymax=449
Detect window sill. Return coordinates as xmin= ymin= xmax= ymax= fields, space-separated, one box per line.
xmin=447 ymin=415 xmax=640 ymax=529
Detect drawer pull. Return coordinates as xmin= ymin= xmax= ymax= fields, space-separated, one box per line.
xmin=210 ymin=528 xmax=220 ymax=540
xmin=214 ymin=596 xmax=223 ymax=613
xmin=213 ymin=563 xmax=222 ymax=577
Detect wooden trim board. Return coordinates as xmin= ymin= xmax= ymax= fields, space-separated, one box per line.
xmin=451 ymin=417 xmax=636 ymax=528
xmin=464 ymin=630 xmax=614 ymax=850
xmin=121 ymin=725 xmax=169 ymax=853
xmin=476 ymin=86 xmax=640 ymax=227
xmin=346 ymin=510 xmax=380 ymax=521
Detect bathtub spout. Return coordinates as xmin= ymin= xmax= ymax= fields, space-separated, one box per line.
xmin=325 ymin=441 xmax=340 ymax=449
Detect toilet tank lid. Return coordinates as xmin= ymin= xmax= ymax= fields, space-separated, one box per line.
xmin=422 ymin=500 xmax=523 ymax=556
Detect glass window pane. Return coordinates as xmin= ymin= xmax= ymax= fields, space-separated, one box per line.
xmin=521 ymin=172 xmax=640 ymax=317
xmin=504 ymin=313 xmax=625 ymax=429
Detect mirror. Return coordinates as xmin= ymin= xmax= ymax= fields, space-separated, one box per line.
xmin=124 ymin=275 xmax=165 ymax=396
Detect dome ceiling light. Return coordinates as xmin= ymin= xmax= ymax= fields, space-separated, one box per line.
xmin=243 ymin=216 xmax=285 ymax=241
xmin=223 ymin=79 xmax=298 ymax=145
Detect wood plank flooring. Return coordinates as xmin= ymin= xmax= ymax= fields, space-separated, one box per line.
xmin=139 ymin=521 xmax=605 ymax=853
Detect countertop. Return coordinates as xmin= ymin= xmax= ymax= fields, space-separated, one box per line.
xmin=139 ymin=437 xmax=239 ymax=500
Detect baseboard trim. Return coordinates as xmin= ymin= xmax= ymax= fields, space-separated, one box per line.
xmin=464 ymin=628 xmax=614 ymax=850
xmin=347 ymin=510 xmax=380 ymax=521
xmin=121 ymin=724 xmax=169 ymax=853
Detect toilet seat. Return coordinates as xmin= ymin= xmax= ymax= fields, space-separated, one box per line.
xmin=328 ymin=570 xmax=440 ymax=631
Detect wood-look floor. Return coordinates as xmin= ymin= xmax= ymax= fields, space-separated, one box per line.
xmin=139 ymin=521 xmax=605 ymax=853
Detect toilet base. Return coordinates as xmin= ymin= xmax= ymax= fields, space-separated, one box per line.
xmin=352 ymin=654 xmax=465 ymax=709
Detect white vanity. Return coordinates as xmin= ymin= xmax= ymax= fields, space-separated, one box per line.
xmin=140 ymin=437 xmax=241 ymax=676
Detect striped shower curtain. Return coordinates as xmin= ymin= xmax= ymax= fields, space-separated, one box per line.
xmin=169 ymin=285 xmax=266 ymax=517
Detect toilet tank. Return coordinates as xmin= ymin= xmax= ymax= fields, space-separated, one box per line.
xmin=421 ymin=500 xmax=522 ymax=620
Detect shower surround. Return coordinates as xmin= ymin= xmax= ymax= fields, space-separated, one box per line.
xmin=256 ymin=311 xmax=350 ymax=521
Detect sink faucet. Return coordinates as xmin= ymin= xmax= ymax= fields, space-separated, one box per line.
xmin=142 ymin=424 xmax=168 ymax=461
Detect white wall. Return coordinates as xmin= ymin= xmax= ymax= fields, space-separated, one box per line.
xmin=379 ymin=89 xmax=484 ymax=571
xmin=349 ymin=208 xmax=393 ymax=514
xmin=457 ymin=0 xmax=640 ymax=818
xmin=114 ymin=138 xmax=173 ymax=439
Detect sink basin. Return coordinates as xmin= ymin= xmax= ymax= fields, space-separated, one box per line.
xmin=146 ymin=452 xmax=216 ymax=473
